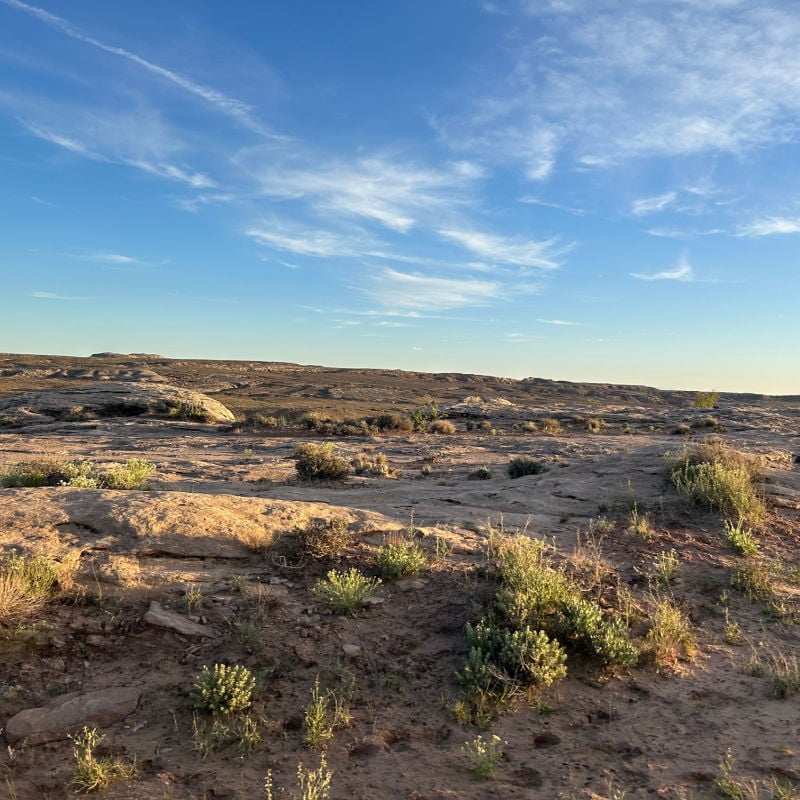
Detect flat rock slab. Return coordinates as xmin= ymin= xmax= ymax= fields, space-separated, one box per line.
xmin=144 ymin=601 xmax=212 ymax=637
xmin=4 ymin=687 xmax=141 ymax=744
xmin=0 ymin=488 xmax=401 ymax=559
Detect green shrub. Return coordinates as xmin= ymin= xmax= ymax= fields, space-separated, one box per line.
xmin=463 ymin=734 xmax=505 ymax=780
xmin=459 ymin=616 xmax=567 ymax=702
xmin=191 ymin=663 xmax=255 ymax=716
xmin=507 ymin=457 xmax=547 ymax=479
xmin=695 ymin=389 xmax=720 ymax=409
xmin=645 ymin=596 xmax=696 ymax=669
xmin=303 ymin=677 xmax=351 ymax=749
xmin=723 ymin=518 xmax=758 ymax=556
xmin=410 ymin=401 xmax=440 ymax=432
xmin=265 ymin=755 xmax=332 ymax=800
xmin=294 ymin=443 xmax=352 ymax=481
xmin=101 ymin=458 xmax=154 ymax=490
xmin=0 ymin=458 xmax=74 ymax=487
xmin=667 ymin=445 xmax=764 ymax=525
xmin=490 ymin=535 xmax=638 ymax=666
xmin=312 ymin=568 xmax=381 ymax=614
xmin=71 ymin=727 xmax=139 ymax=793
xmin=165 ymin=397 xmax=214 ymax=422
xmin=378 ymin=534 xmax=427 ymax=580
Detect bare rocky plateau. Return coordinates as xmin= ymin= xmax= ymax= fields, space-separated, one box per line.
xmin=0 ymin=352 xmax=799 ymax=799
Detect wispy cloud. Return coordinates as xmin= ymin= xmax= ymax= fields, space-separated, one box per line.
xmin=5 ymin=96 xmax=217 ymax=189
xmin=30 ymin=195 xmax=59 ymax=208
xmin=20 ymin=120 xmax=104 ymax=159
xmin=536 ymin=318 xmax=586 ymax=326
xmin=84 ymin=253 xmax=140 ymax=265
xmin=631 ymin=191 xmax=677 ymax=216
xmin=519 ymin=196 xmax=585 ymax=216
xmin=437 ymin=227 xmax=566 ymax=269
xmin=737 ymin=217 xmax=800 ymax=237
xmin=631 ymin=256 xmax=694 ymax=282
xmin=32 ymin=290 xmax=89 ymax=300
xmin=245 ymin=222 xmax=373 ymax=258
xmin=438 ymin=2 xmax=800 ymax=178
xmin=248 ymin=155 xmax=483 ymax=233
xmin=1 ymin=0 xmax=279 ymax=138
xmin=367 ymin=268 xmax=502 ymax=310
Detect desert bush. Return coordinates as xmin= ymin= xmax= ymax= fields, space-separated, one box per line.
xmin=265 ymin=756 xmax=332 ymax=800
xmin=651 ymin=549 xmax=679 ymax=586
xmin=303 ymin=677 xmax=351 ymax=749
xmin=71 ymin=727 xmax=139 ymax=793
xmin=191 ymin=663 xmax=255 ymax=716
xmin=667 ymin=445 xmax=764 ymax=524
xmin=625 ymin=505 xmax=652 ymax=539
xmin=301 ymin=518 xmax=353 ymax=559
xmin=378 ymin=534 xmax=427 ymax=580
xmin=0 ymin=458 xmax=74 ymax=487
xmin=723 ymin=518 xmax=758 ymax=556
xmin=521 ymin=421 xmax=537 ymax=433
xmin=460 ymin=616 xmax=567 ymax=701
xmin=0 ymin=549 xmax=74 ymax=632
xmin=312 ymin=568 xmax=381 ymax=614
xmin=730 ymin=559 xmax=796 ymax=620
xmin=101 ymin=458 xmax=154 ymax=489
xmin=470 ymin=466 xmax=492 ymax=480
xmin=409 ymin=401 xmax=440 ymax=432
xmin=232 ymin=413 xmax=279 ymax=432
xmin=507 ymin=456 xmax=547 ymax=479
xmin=351 ymin=451 xmax=399 ymax=477
xmin=463 ymin=734 xmax=505 ymax=780
xmin=539 ymin=418 xmax=561 ymax=434
xmin=645 ymin=596 xmax=696 ymax=669
xmin=0 ymin=572 xmax=46 ymax=632
xmin=671 ymin=423 xmax=691 ymax=436
xmin=294 ymin=443 xmax=351 ymax=481
xmin=428 ymin=419 xmax=456 ymax=435
xmin=165 ymin=397 xmax=214 ymax=422
xmin=192 ymin=711 xmax=261 ymax=758
xmin=586 ymin=418 xmax=605 ymax=433
xmin=695 ymin=389 xmax=720 ymax=409
xmin=367 ymin=412 xmax=413 ymax=433
xmin=490 ymin=535 xmax=637 ymax=666
xmin=691 ymin=415 xmax=721 ymax=429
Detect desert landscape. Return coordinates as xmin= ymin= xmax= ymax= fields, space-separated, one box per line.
xmin=1 ymin=352 xmax=799 ymax=800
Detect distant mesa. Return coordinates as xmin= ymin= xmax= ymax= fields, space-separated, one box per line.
xmin=90 ymin=352 xmax=164 ymax=359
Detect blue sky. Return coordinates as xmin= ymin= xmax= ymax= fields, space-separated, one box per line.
xmin=1 ymin=0 xmax=798 ymax=393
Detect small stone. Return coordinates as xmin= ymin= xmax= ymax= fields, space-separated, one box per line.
xmin=396 ymin=579 xmax=427 ymax=592
xmin=144 ymin=601 xmax=213 ymax=637
xmin=342 ymin=644 xmax=362 ymax=657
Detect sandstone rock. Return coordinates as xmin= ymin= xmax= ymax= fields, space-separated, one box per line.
xmin=144 ymin=601 xmax=212 ymax=637
xmin=0 ymin=382 xmax=234 ymax=425
xmin=4 ymin=687 xmax=140 ymax=744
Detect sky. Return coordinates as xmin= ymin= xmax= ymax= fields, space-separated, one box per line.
xmin=1 ymin=0 xmax=798 ymax=394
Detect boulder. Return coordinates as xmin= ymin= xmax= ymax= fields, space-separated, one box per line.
xmin=0 ymin=382 xmax=235 ymax=425
xmin=4 ymin=687 xmax=140 ymax=744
